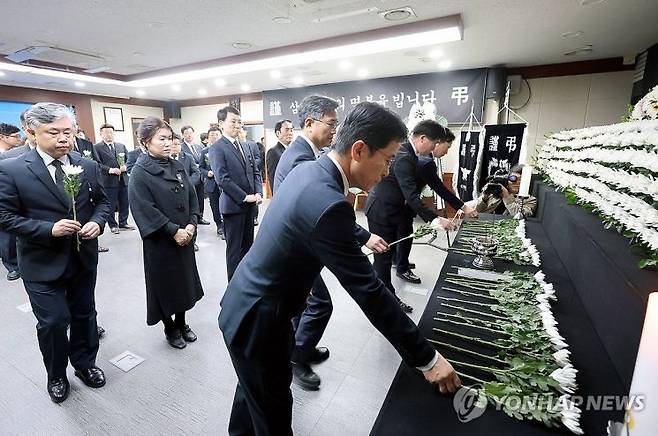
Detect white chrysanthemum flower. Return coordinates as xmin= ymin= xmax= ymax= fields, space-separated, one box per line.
xmin=534 ymin=271 xmax=545 ymax=282
xmin=62 ymin=164 xmax=84 ymax=176
xmin=558 ymin=395 xmax=584 ymax=434
xmin=553 ymin=349 xmax=572 ymax=366
xmin=551 ymin=364 xmax=578 ymax=394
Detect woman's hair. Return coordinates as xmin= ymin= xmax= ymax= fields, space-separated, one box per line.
xmin=137 ymin=117 xmax=172 ymax=146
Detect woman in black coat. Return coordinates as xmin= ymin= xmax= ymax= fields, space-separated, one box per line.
xmin=128 ymin=117 xmax=204 ymax=349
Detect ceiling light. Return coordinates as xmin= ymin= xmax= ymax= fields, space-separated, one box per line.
xmin=580 ymin=0 xmax=606 ymax=5
xmin=338 ymin=60 xmax=352 ymax=70
xmin=74 ymin=81 xmax=86 ymax=88
xmin=429 ymin=49 xmax=443 ymax=59
xmin=357 ymin=68 xmax=369 ymax=78
xmin=241 ymin=83 xmax=251 ymax=92
xmin=437 ymin=59 xmax=452 ymax=70
xmin=272 ymin=16 xmax=292 ymax=24
xmin=136 ymin=89 xmax=146 ymax=96
xmin=564 ymin=45 xmax=593 ymax=56
xmin=312 ymin=7 xmax=379 ymax=23
xmin=270 ymin=70 xmax=282 ymax=79
xmin=293 ymin=76 xmax=304 ymax=85
xmin=0 ymin=61 xmax=117 ymax=84
xmin=561 ymin=31 xmax=584 ymax=38
xmin=171 ymin=84 xmax=182 ymax=92
xmin=214 ymin=78 xmax=226 ymax=87
xmin=146 ymin=22 xmax=165 ymax=29
xmin=198 ymin=88 xmax=207 ymax=96
xmin=232 ymin=42 xmax=252 ymax=50
xmin=380 ymin=7 xmax=415 ymax=22
xmin=0 ymin=71 xmax=5 ymax=77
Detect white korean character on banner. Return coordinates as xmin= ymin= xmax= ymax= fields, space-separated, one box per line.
xmin=392 ymin=92 xmax=405 ymax=108
xmin=269 ymin=100 xmax=282 ymax=116
xmin=290 ymin=101 xmax=300 ymax=115
xmin=421 ymin=90 xmax=436 ymax=104
xmin=488 ymin=135 xmax=499 ymax=152
xmin=377 ymin=94 xmax=388 ymax=106
xmin=451 ymin=86 xmax=469 ymax=106
xmin=365 ymin=95 xmax=374 ymax=102
xmin=335 ymin=96 xmax=345 ymax=111
xmin=407 ymin=91 xmax=420 ymax=105
xmin=350 ymin=95 xmax=361 ymax=105
xmin=505 ymin=136 xmax=517 ymax=153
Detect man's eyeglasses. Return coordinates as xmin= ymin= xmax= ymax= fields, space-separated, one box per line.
xmin=313 ymin=118 xmax=338 ymax=132
xmin=508 ymin=174 xmax=519 ymax=182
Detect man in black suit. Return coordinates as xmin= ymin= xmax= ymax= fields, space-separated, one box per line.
xmin=126 ymin=145 xmax=146 ymax=174
xmin=0 ymin=123 xmax=23 ymax=281
xmin=208 ymin=106 xmax=262 ymax=280
xmin=365 ymin=120 xmax=456 ymax=312
xmin=265 ymin=119 xmax=293 ymax=190
xmin=199 ymin=127 xmax=223 ymax=238
xmin=93 ymin=124 xmax=134 ymax=234
xmin=0 ymin=102 xmax=110 ymax=403
xmin=219 ymin=102 xmax=460 ymax=435
xmin=72 ymin=127 xmax=99 ymax=160
xmin=181 ymin=125 xmax=210 ymax=225
xmin=172 ymin=134 xmax=202 ymax=251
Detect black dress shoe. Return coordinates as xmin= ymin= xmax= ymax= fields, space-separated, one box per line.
xmin=47 ymin=377 xmax=70 ymax=403
xmin=198 ymin=219 xmax=211 ymax=225
xmin=194 ymin=243 xmax=199 ymax=252
xmin=6 ymin=270 xmax=20 ymax=281
xmin=110 ymin=227 xmax=120 ymax=234
xmin=97 ymin=325 xmax=106 ymax=339
xmin=98 ymin=246 xmax=109 ymax=253
xmin=217 ymin=228 xmax=225 ymax=240
xmin=397 ymin=298 xmax=414 ymax=313
xmin=397 ymin=270 xmax=421 ymax=284
xmin=180 ymin=324 xmax=197 ymax=342
xmin=118 ymin=224 xmax=135 ymax=230
xmin=306 ymin=347 xmax=330 ymax=364
xmin=165 ymin=329 xmax=186 ymax=349
xmin=253 ymin=218 xmax=259 ymax=226
xmin=292 ymin=362 xmax=321 ymax=391
xmin=74 ymin=366 xmax=106 ymax=388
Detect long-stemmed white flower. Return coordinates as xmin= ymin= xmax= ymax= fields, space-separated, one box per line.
xmin=62 ymin=164 xmax=83 ymax=251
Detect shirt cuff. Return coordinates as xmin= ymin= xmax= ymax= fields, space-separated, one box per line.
xmin=416 ymin=350 xmax=440 ymax=372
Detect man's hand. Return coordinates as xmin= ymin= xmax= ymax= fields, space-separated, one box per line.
xmin=365 ymin=233 xmax=389 ymax=253
xmin=173 ymin=229 xmax=192 ymax=246
xmin=207 ymin=170 xmax=214 ymax=178
xmin=254 ymin=193 xmax=263 ymax=205
xmin=79 ymin=222 xmax=101 ymax=239
xmin=109 ymin=168 xmax=121 ymax=175
xmin=423 ymin=355 xmax=461 ymax=394
xmin=120 ymin=164 xmax=127 ymax=173
xmin=431 ymin=217 xmax=456 ymax=231
xmin=245 ymin=194 xmax=259 ymax=203
xmin=185 ymin=224 xmax=196 ymax=238
xmin=52 ymin=219 xmax=81 ymax=237
xmin=462 ymin=204 xmax=478 ymax=218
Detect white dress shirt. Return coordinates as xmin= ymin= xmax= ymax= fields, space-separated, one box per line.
xmin=36 ymin=146 xmax=69 ymax=183
xmin=299 ymin=134 xmax=321 ymax=159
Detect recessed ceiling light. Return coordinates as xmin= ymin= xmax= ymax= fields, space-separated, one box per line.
xmin=580 ymin=0 xmax=606 ymax=5
xmin=437 ymin=59 xmax=452 ymax=70
xmin=293 ymin=76 xmax=304 ymax=85
xmin=241 ymin=83 xmax=251 ymax=92
xmin=429 ymin=49 xmax=443 ymax=59
xmin=146 ymin=22 xmax=165 ymax=29
xmin=270 ymin=70 xmax=282 ymax=79
xmin=198 ymin=88 xmax=207 ymax=96
xmin=272 ymin=16 xmax=292 ymax=24
xmin=171 ymin=84 xmax=182 ymax=92
xmin=214 ymin=78 xmax=226 ymax=87
xmin=379 ymin=7 xmax=415 ymax=22
xmin=133 ymin=51 xmax=144 ymax=57
xmin=338 ymin=59 xmax=352 ymax=70
xmin=564 ymin=45 xmax=593 ymax=56
xmin=232 ymin=42 xmax=252 ymax=50
xmin=357 ymin=68 xmax=369 ymax=78
xmin=74 ymin=81 xmax=85 ymax=88
xmin=136 ymin=89 xmax=146 ymax=96
xmin=561 ymin=31 xmax=584 ymax=38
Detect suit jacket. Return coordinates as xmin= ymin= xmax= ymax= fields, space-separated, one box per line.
xmin=94 ymin=141 xmax=129 ymax=188
xmin=126 ymin=148 xmax=145 ymax=174
xmin=265 ymin=142 xmax=286 ymax=189
xmin=218 ymin=155 xmax=435 ymax=368
xmin=366 ymin=142 xmax=438 ymax=225
xmin=73 ymin=137 xmax=99 ymax=161
xmin=181 ymin=141 xmax=203 ymax=165
xmin=0 ymin=144 xmax=31 ymax=160
xmin=273 ymin=136 xmax=370 ymax=245
xmin=417 ymin=156 xmax=464 ymax=211
xmin=198 ymin=146 xmax=217 ymax=194
xmin=176 ymin=152 xmax=201 ymax=187
xmin=0 ymin=149 xmax=110 ymax=281
xmin=208 ymin=136 xmax=262 ymax=215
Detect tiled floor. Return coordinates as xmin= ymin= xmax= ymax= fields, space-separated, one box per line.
xmin=0 ymin=200 xmax=450 ymax=435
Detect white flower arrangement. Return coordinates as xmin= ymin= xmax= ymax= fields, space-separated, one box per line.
xmin=630 ymin=84 xmax=658 ymax=121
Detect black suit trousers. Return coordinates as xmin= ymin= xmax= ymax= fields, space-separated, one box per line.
xmin=106 ymin=179 xmax=129 ymax=228
xmin=195 ymin=182 xmax=205 ymax=216
xmin=367 ymin=218 xmax=401 ymax=296
xmin=0 ymin=229 xmax=18 ymax=272
xmin=224 ymin=210 xmax=255 ymax=281
xmin=291 ymin=274 xmax=332 ymax=363
xmin=393 ymin=207 xmax=416 ymax=274
xmin=208 ymin=189 xmax=222 ymax=228
xmin=23 ymin=251 xmax=99 ymax=379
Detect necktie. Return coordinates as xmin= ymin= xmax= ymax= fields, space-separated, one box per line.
xmin=234 ymin=140 xmax=245 ymax=163
xmin=51 ymin=160 xmax=66 ymax=195
xmin=108 ymin=143 xmax=115 ymax=155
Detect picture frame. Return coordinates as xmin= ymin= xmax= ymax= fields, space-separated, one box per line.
xmin=103 ymin=106 xmax=125 ymax=131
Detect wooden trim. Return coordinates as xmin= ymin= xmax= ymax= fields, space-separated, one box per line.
xmin=507 ymin=57 xmax=634 ymax=79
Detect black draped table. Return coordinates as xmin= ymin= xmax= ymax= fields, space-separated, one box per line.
xmin=371 ymin=182 xmax=656 ymax=435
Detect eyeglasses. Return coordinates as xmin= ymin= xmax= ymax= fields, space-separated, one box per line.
xmin=508 ymin=174 xmax=519 ymax=182
xmin=313 ymin=118 xmax=338 ymax=132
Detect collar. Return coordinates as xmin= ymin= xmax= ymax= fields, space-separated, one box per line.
xmin=327 ymin=152 xmax=349 ymax=196
xmin=409 ymin=139 xmax=419 ymax=156
xmin=300 ymin=134 xmax=321 ymax=158
xmin=223 ymin=133 xmax=237 ymax=144
xmin=36 ymin=146 xmax=69 ymax=167
xmin=279 ymin=141 xmax=290 ymax=149
xmin=105 ymin=141 xmax=114 ymax=147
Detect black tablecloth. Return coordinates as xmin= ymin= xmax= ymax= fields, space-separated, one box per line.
xmin=371 ymin=217 xmax=627 ymax=436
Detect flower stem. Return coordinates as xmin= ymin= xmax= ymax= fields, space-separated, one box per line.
xmin=432 ymin=327 xmax=508 ymax=349
xmin=449 ymin=358 xmax=509 ymax=374
xmin=428 ymin=339 xmax=507 ymax=365
xmin=438 ymin=296 xmax=496 ymax=308
xmin=455 ymin=370 xmax=488 ymax=385
xmin=434 ymin=317 xmax=507 ymax=335
xmin=439 ymin=302 xmax=506 ymax=320
xmin=442 ymin=287 xmax=498 ymax=301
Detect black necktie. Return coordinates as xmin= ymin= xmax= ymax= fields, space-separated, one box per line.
xmin=234 ymin=140 xmax=245 ymax=163
xmin=51 ymin=160 xmax=65 ymax=194
xmin=108 ymin=143 xmax=115 ymax=155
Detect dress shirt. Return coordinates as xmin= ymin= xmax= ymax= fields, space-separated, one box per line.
xmin=36 ymin=146 xmax=70 ymax=183
xmin=299 ymin=134 xmax=321 ymax=159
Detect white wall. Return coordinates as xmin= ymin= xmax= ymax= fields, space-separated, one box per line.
xmin=90 ymin=100 xmax=163 ymax=150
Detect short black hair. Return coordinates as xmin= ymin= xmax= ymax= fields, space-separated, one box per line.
xmin=200 ymin=132 xmax=208 ymax=141
xmin=99 ymin=123 xmax=115 ymax=131
xmin=274 ymin=119 xmax=292 ymax=135
xmin=0 ymin=123 xmax=20 ymax=136
xmin=333 ymin=102 xmax=407 ymax=155
xmin=217 ymin=106 xmax=240 ymax=122
xmin=207 ymin=126 xmax=221 ymax=133
xmin=181 ymin=125 xmax=194 ymax=134
xmin=411 ymin=120 xmax=451 ymax=141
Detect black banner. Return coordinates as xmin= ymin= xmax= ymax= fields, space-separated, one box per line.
xmin=454 ymin=131 xmax=481 ymax=201
xmin=262 ymin=69 xmax=487 ymax=129
xmin=480 ymin=123 xmax=525 ymax=188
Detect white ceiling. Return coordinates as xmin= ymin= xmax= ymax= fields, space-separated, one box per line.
xmin=1 ymin=0 xmax=657 ymax=102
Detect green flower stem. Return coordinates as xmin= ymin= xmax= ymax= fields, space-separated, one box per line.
xmin=440 ymin=302 xmax=506 ymax=320
xmin=434 ymin=317 xmax=507 ymax=335
xmin=438 ymin=296 xmax=496 ymax=308
xmin=428 ymin=339 xmax=507 ymax=365
xmin=442 ymin=287 xmax=498 ymax=301
xmin=444 ymin=279 xmax=497 ymax=292
xmin=450 ymin=358 xmax=509 ymax=374
xmin=446 ymin=272 xmax=500 ymax=284
xmin=442 ymin=312 xmax=503 ymax=330
xmin=455 ymin=370 xmax=488 ymax=385
xmin=433 ymin=327 xmax=508 ymax=349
